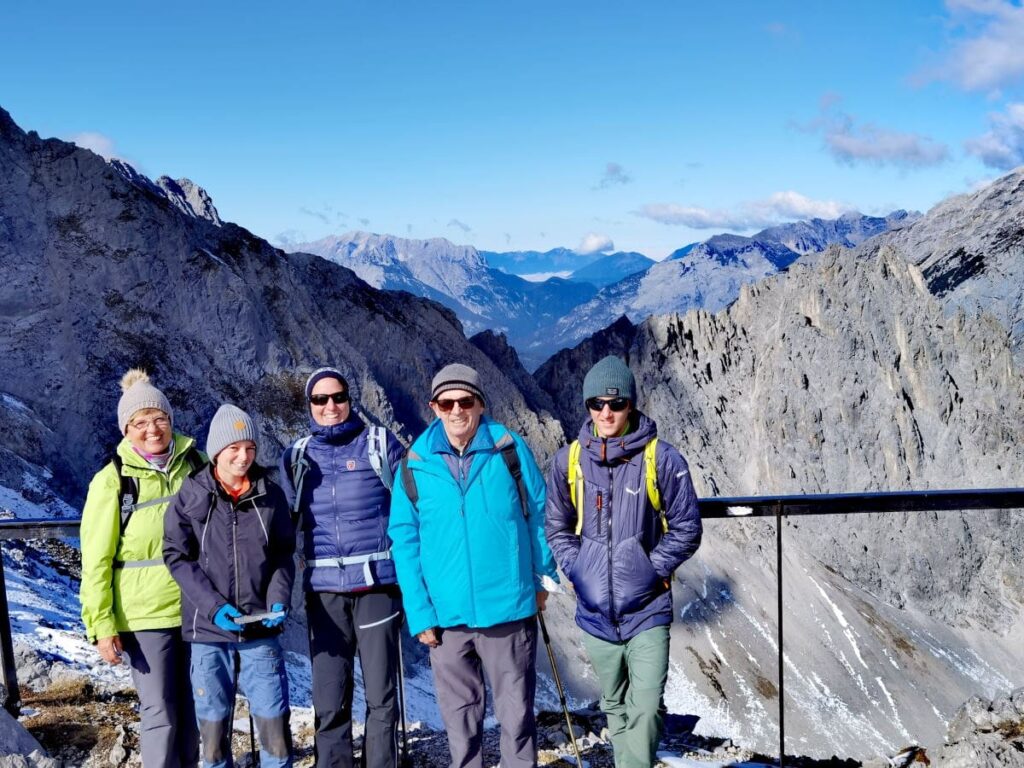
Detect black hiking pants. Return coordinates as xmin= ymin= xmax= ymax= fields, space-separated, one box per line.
xmin=307 ymin=586 xmax=402 ymax=768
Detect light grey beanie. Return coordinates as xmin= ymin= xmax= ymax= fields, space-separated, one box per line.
xmin=206 ymin=404 xmax=258 ymax=460
xmin=117 ymin=369 xmax=173 ymax=434
xmin=582 ymin=356 xmax=636 ymax=402
xmin=431 ymin=363 xmax=485 ymax=404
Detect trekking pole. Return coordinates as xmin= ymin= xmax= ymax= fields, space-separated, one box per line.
xmin=397 ymin=624 xmax=411 ymax=767
xmin=537 ymin=612 xmax=583 ymax=767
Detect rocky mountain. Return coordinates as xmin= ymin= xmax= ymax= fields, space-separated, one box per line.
xmin=754 ymin=210 xmax=916 ymax=255
xmin=863 ymin=171 xmax=1024 ymax=361
xmin=479 ymin=246 xmax=601 ymax=277
xmin=537 ymin=244 xmax=1024 ymax=758
xmin=567 ymin=250 xmax=655 ymax=288
xmin=530 ymin=213 xmax=915 ymax=364
xmin=296 ymin=232 xmax=597 ymax=367
xmin=0 ymin=107 xmax=565 ymax=508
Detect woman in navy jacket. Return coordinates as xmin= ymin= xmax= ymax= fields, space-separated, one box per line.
xmin=280 ymin=368 xmax=405 ymax=768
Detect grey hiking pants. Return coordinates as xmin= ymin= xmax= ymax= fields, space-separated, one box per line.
xmin=307 ymin=587 xmax=402 ymax=768
xmin=429 ymin=617 xmax=538 ymax=768
xmin=121 ymin=628 xmax=200 ymax=768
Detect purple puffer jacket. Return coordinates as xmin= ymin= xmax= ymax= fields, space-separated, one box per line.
xmin=545 ymin=412 xmax=702 ymax=642
xmin=279 ymin=413 xmax=405 ymax=593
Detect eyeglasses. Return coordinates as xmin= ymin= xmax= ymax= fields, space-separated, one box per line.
xmin=128 ymin=416 xmax=170 ymax=432
xmin=309 ymin=392 xmax=350 ymax=406
xmin=434 ymin=396 xmax=478 ymax=412
xmin=585 ymin=397 xmax=630 ymax=413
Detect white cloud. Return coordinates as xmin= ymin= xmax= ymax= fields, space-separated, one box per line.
xmin=635 ymin=192 xmax=852 ymax=231
xmin=595 ymin=162 xmax=632 ymax=190
xmin=69 ymin=132 xmax=120 ymax=161
xmin=965 ymin=102 xmax=1024 ymax=169
xmin=823 ymin=113 xmax=949 ymax=169
xmin=799 ymin=97 xmax=949 ymax=169
xmin=923 ymin=0 xmax=1024 ymax=91
xmin=577 ymin=233 xmax=615 ymax=254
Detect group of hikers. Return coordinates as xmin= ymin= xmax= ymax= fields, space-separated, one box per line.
xmin=78 ymin=356 xmax=703 ymax=768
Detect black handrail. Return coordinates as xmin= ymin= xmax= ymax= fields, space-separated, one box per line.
xmin=1 ymin=487 xmax=1022 ymax=763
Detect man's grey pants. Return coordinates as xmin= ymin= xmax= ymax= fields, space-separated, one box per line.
xmin=429 ymin=617 xmax=538 ymax=768
xmin=121 ymin=628 xmax=200 ymax=768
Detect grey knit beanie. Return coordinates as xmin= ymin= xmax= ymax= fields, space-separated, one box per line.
xmin=117 ymin=369 xmax=173 ymax=434
xmin=582 ymin=356 xmax=636 ymax=402
xmin=206 ymin=404 xmax=258 ymax=460
xmin=431 ymin=363 xmax=485 ymax=404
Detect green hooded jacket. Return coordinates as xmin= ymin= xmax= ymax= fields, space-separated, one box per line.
xmin=80 ymin=433 xmax=203 ymax=642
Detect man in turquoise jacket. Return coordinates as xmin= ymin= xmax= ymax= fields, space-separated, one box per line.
xmin=389 ymin=363 xmax=558 ymax=768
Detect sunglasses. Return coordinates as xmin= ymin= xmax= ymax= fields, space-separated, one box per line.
xmin=309 ymin=391 xmax=350 ymax=406
xmin=434 ymin=396 xmax=478 ymax=412
xmin=585 ymin=396 xmax=630 ymax=413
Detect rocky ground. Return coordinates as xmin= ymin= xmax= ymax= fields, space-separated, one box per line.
xmin=6 ymin=657 xmax=1022 ymax=768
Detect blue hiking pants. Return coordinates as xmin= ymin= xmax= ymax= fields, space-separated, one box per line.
xmin=190 ymin=637 xmax=292 ymax=768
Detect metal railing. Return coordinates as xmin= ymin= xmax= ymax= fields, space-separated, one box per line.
xmin=2 ymin=489 xmax=1023 ymax=764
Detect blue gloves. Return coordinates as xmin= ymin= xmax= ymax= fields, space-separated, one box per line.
xmin=262 ymin=603 xmax=287 ymax=628
xmin=213 ymin=603 xmax=243 ymax=632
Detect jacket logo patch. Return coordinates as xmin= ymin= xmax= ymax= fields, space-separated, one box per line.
xmin=346 ymin=460 xmax=357 ymax=471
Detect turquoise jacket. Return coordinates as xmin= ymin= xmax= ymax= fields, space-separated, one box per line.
xmin=389 ymin=415 xmax=558 ymax=636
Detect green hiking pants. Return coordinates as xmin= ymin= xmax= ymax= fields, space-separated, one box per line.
xmin=582 ymin=624 xmax=670 ymax=768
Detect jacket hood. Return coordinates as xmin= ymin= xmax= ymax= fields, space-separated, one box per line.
xmin=309 ymin=410 xmax=364 ymax=445
xmin=576 ymin=411 xmax=658 ymax=464
xmin=411 ymin=414 xmax=506 ymax=458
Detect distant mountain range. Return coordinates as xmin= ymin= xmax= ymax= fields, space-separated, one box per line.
xmin=299 ymin=213 xmax=915 ymax=370
xmin=296 ymin=232 xmax=598 ymax=345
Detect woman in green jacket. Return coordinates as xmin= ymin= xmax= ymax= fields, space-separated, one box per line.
xmin=79 ymin=369 xmax=202 ymax=767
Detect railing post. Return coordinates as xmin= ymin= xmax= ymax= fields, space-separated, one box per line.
xmin=776 ymin=501 xmax=785 ymax=767
xmin=0 ymin=542 xmax=22 ymax=717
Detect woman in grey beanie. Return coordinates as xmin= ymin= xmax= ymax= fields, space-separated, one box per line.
xmin=79 ymin=369 xmax=202 ymax=767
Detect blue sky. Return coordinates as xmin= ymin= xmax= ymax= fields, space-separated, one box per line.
xmin=3 ymin=1 xmax=1024 ymax=259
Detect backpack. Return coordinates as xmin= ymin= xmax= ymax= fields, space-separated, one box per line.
xmin=111 ymin=446 xmax=206 ymax=535
xmin=287 ymin=424 xmax=393 ymax=521
xmin=567 ymin=438 xmax=664 ymax=536
xmin=399 ymin=433 xmax=529 ymax=518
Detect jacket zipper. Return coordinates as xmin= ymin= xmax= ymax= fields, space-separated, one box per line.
xmin=606 ymin=463 xmax=620 ymax=638
xmin=231 ymin=504 xmax=241 ymax=637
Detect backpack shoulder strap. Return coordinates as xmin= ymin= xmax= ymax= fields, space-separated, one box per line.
xmin=367 ymin=425 xmax=394 ymax=491
xmin=644 ymin=438 xmax=667 ymax=532
xmin=111 ymin=455 xmax=139 ymax=534
xmin=495 ymin=434 xmax=528 ymax=519
xmin=184 ymin=446 xmax=206 ymax=474
xmin=399 ymin=452 xmax=420 ymax=508
xmin=288 ymin=436 xmax=312 ymax=521
xmin=568 ymin=440 xmax=584 ymax=535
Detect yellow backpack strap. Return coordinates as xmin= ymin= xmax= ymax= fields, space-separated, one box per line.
xmin=644 ymin=438 xmax=667 ymax=532
xmin=567 ymin=440 xmax=585 ymax=535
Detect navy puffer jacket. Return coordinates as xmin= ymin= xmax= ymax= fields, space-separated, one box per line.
xmin=545 ymin=412 xmax=702 ymax=642
xmin=164 ymin=464 xmax=296 ymax=643
xmin=280 ymin=413 xmax=405 ymax=593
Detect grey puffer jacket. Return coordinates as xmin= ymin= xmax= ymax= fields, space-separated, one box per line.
xmin=545 ymin=412 xmax=702 ymax=642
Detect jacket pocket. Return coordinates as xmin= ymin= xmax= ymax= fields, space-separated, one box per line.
xmin=571 ymin=535 xmax=610 ymax=616
xmin=613 ymin=535 xmax=660 ymax=614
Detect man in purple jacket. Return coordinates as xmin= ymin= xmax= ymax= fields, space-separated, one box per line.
xmin=545 ymin=356 xmax=702 ymax=768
